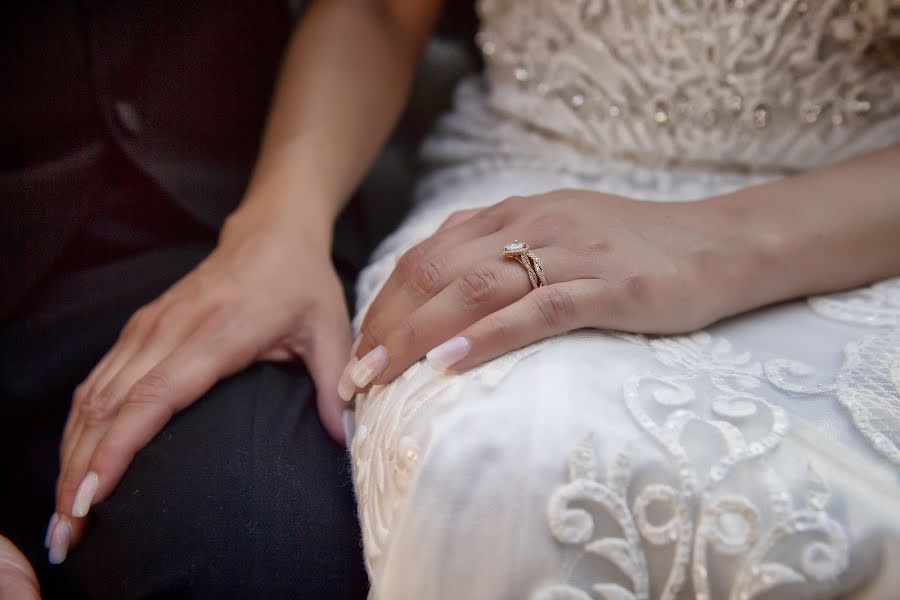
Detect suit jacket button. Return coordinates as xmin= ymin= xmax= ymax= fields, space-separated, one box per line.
xmin=113 ymin=100 xmax=143 ymax=136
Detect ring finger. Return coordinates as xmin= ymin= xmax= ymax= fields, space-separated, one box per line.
xmin=349 ymin=243 xmax=593 ymax=389
xmin=61 ymin=323 xmax=152 ymax=464
xmin=59 ymin=305 xmax=198 ymax=509
xmin=353 ymin=208 xmax=505 ymax=358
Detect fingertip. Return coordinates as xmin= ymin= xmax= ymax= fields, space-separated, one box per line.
xmin=71 ymin=471 xmax=99 ymax=518
xmin=425 ymin=336 xmax=471 ymax=371
xmin=48 ymin=516 xmax=72 ymax=565
xmin=318 ymin=397 xmax=346 ymax=446
xmin=312 ymin=372 xmax=347 ymax=445
xmin=350 ymin=346 xmax=388 ymax=388
xmin=305 ymin=332 xmax=355 ymax=435
xmin=341 ymin=410 xmax=356 ymax=449
xmin=44 ymin=513 xmax=59 ymax=549
xmin=337 ymin=357 xmax=358 ymax=402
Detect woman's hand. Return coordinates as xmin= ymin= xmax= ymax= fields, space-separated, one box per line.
xmin=48 ymin=211 xmax=352 ymax=564
xmin=339 ymin=190 xmax=776 ymax=398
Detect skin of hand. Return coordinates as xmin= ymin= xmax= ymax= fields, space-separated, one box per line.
xmin=338 ymin=190 xmax=760 ymax=397
xmin=43 ymin=0 xmax=444 ymax=565
xmin=47 ymin=213 xmax=352 ymax=564
xmin=0 ymin=535 xmax=40 ymax=600
xmin=339 ymin=141 xmax=900 ymax=398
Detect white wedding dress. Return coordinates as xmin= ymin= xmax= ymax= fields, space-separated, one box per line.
xmin=349 ymin=2 xmax=900 ymax=598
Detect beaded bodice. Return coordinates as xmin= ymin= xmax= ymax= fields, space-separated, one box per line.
xmin=475 ymin=0 xmax=900 ymax=172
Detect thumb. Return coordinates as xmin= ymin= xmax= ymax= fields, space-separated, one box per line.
xmin=302 ymin=302 xmax=353 ymax=445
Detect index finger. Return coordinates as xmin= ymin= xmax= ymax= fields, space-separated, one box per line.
xmin=354 ymin=207 xmax=502 ymax=359
xmin=72 ymin=318 xmax=248 ymax=525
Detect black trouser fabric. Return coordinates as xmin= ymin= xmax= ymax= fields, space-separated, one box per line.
xmin=0 ymin=157 xmax=368 ymax=598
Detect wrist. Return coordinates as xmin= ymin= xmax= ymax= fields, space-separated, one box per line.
xmin=221 ymin=201 xmax=334 ymax=257
xmin=705 ymin=190 xmax=802 ymax=311
xmin=230 ymin=139 xmax=348 ymax=249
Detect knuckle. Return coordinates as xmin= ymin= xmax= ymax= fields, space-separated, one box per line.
xmin=140 ymin=314 xmax=173 ymax=345
xmin=583 ymin=239 xmax=612 ymax=256
xmin=203 ymin=294 xmax=238 ymax=320
xmin=530 ymin=213 xmax=571 ymax=236
xmin=72 ymin=384 xmax=90 ymax=409
xmin=501 ymin=195 xmax=527 ymax=207
xmin=196 ymin=298 xmax=242 ymax=335
xmin=149 ymin=304 xmax=180 ymax=335
xmin=407 ymin=254 xmax=449 ymax=298
xmin=621 ymin=274 xmax=647 ymax=302
xmin=126 ymin=372 xmax=170 ymax=407
xmin=81 ymin=390 xmax=117 ymax=425
xmin=121 ymin=308 xmax=147 ymax=337
xmin=201 ymin=289 xmax=230 ymax=318
xmin=359 ymin=320 xmax=386 ymax=350
xmin=58 ymin=476 xmax=81 ymax=504
xmin=483 ymin=313 xmax=513 ymax=341
xmin=443 ymin=210 xmax=465 ymax=227
xmin=388 ymin=318 xmax=417 ymax=349
xmin=457 ymin=267 xmax=500 ymax=307
xmin=470 ymin=206 xmax=495 ymax=225
xmin=534 ymin=287 xmax=576 ymax=329
xmin=491 ymin=195 xmax=526 ymax=220
xmin=132 ymin=304 xmax=155 ymax=327
xmin=396 ymin=243 xmax=425 ymax=282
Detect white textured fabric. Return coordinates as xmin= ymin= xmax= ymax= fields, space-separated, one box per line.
xmin=349 ymin=2 xmax=900 ymax=598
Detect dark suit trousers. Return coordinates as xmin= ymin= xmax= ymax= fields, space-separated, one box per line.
xmin=0 ymin=156 xmax=368 ymax=598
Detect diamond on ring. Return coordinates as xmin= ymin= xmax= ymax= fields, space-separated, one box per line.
xmin=502 ymin=241 xmax=547 ymax=289
xmin=503 ymin=241 xmax=528 ymax=255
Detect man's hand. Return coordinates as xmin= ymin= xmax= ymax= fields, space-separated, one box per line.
xmin=0 ymin=535 xmax=39 ymax=600
xmin=47 ymin=214 xmax=352 ymax=564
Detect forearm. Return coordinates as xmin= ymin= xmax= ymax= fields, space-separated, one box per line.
xmin=227 ymin=0 xmax=440 ymax=246
xmin=721 ymin=143 xmax=900 ymax=309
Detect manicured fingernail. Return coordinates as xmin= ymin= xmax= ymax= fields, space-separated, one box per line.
xmin=337 ymin=357 xmax=359 ymax=402
xmin=44 ymin=513 xmax=59 ymax=549
xmin=341 ymin=410 xmax=357 ymax=448
xmin=426 ymin=336 xmax=471 ymax=371
xmin=350 ymin=346 xmax=388 ymax=388
xmin=48 ymin=517 xmax=71 ymax=565
xmin=71 ymin=471 xmax=99 ymax=518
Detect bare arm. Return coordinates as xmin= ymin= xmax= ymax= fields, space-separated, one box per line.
xmin=228 ymin=0 xmax=444 ymax=244
xmin=50 ymin=0 xmax=444 ymax=563
xmin=341 ymin=143 xmax=900 ymax=392
xmin=718 ymin=142 xmax=900 ymax=314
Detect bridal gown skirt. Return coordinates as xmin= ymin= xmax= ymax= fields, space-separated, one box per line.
xmin=348 ymin=163 xmax=900 ymax=600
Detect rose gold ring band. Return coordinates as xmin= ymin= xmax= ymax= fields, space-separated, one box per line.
xmin=502 ymin=241 xmax=547 ymax=290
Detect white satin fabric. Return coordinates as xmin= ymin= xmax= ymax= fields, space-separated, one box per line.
xmin=349 ymin=2 xmax=900 ymax=598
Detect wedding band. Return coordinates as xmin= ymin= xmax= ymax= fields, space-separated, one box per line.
xmin=502 ymin=241 xmax=548 ymax=290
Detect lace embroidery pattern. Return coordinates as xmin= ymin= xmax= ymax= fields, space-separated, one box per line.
xmin=351 ymin=340 xmax=551 ymax=576
xmin=475 ymin=0 xmax=900 ymax=172
xmin=415 ymin=77 xmax=777 ymax=208
xmin=536 ymin=332 xmax=850 ymax=599
xmin=808 ymin=277 xmax=900 ymax=327
xmin=765 ymin=278 xmax=900 ymax=465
